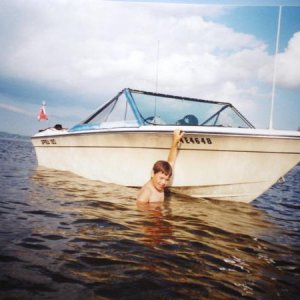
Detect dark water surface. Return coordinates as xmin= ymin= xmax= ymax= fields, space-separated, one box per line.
xmin=0 ymin=136 xmax=299 ymax=299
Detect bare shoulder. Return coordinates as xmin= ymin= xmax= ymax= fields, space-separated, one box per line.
xmin=137 ymin=183 xmax=152 ymax=203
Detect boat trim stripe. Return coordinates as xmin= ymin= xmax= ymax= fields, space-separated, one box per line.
xmin=31 ymin=129 xmax=300 ymax=140
xmin=32 ymin=145 xmax=300 ymax=155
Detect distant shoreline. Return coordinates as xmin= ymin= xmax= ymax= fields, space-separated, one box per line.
xmin=0 ymin=131 xmax=30 ymax=141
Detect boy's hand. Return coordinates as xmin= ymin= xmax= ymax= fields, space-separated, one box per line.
xmin=173 ymin=129 xmax=184 ymax=146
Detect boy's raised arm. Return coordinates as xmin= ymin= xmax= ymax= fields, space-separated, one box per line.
xmin=168 ymin=130 xmax=184 ymax=167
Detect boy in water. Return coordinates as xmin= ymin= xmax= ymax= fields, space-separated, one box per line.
xmin=137 ymin=130 xmax=184 ymax=203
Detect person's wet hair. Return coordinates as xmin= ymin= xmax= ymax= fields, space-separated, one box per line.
xmin=152 ymin=160 xmax=172 ymax=177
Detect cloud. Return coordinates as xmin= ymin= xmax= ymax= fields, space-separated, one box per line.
xmin=276 ymin=31 xmax=300 ymax=89
xmin=0 ymin=1 xmax=266 ymax=99
xmin=257 ymin=31 xmax=300 ymax=90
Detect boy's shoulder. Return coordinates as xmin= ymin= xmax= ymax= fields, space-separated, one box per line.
xmin=137 ymin=181 xmax=164 ymax=203
xmin=137 ymin=181 xmax=152 ymax=202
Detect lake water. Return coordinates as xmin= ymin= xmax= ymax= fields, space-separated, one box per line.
xmin=0 ymin=136 xmax=299 ymax=299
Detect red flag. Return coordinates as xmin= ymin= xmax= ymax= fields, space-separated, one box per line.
xmin=38 ymin=102 xmax=48 ymax=121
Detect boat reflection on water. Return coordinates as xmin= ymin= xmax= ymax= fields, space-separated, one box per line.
xmin=17 ymin=167 xmax=297 ymax=298
xmin=31 ymin=167 xmax=275 ymax=241
xmin=30 ymin=167 xmax=279 ymax=257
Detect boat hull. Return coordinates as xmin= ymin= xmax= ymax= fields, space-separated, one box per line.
xmin=31 ymin=127 xmax=300 ymax=203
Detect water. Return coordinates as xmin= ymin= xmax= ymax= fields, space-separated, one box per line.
xmin=0 ymin=136 xmax=299 ymax=299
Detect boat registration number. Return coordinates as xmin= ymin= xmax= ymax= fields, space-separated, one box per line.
xmin=41 ymin=139 xmax=57 ymax=145
xmin=181 ymin=137 xmax=212 ymax=145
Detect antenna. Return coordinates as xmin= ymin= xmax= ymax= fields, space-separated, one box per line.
xmin=154 ymin=40 xmax=160 ymax=118
xmin=155 ymin=40 xmax=160 ymax=93
xmin=269 ymin=6 xmax=282 ymax=130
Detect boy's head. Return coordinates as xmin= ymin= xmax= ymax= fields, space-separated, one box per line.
xmin=151 ymin=160 xmax=172 ymax=192
xmin=152 ymin=160 xmax=172 ymax=177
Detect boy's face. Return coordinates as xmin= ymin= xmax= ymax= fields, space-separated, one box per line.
xmin=151 ymin=171 xmax=171 ymax=192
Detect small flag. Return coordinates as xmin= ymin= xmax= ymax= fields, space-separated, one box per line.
xmin=38 ymin=101 xmax=48 ymax=121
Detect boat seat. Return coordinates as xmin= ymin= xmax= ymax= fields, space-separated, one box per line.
xmin=176 ymin=114 xmax=199 ymax=126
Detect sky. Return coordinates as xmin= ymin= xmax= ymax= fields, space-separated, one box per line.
xmin=0 ymin=0 xmax=299 ymax=136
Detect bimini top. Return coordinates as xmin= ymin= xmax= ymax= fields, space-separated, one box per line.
xmin=69 ymin=88 xmax=254 ymax=132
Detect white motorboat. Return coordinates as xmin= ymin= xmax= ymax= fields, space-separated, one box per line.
xmin=31 ymin=88 xmax=300 ymax=203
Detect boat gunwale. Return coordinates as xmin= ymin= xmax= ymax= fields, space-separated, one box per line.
xmin=30 ymin=144 xmax=300 ymax=155
xmin=31 ymin=126 xmax=300 ymax=141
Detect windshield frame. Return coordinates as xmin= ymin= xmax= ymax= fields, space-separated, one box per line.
xmin=128 ymin=89 xmax=255 ymax=129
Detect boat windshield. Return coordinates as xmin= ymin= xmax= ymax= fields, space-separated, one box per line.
xmin=69 ymin=91 xmax=139 ymax=132
xmin=69 ymin=88 xmax=254 ymax=132
xmin=130 ymin=90 xmax=254 ymax=128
